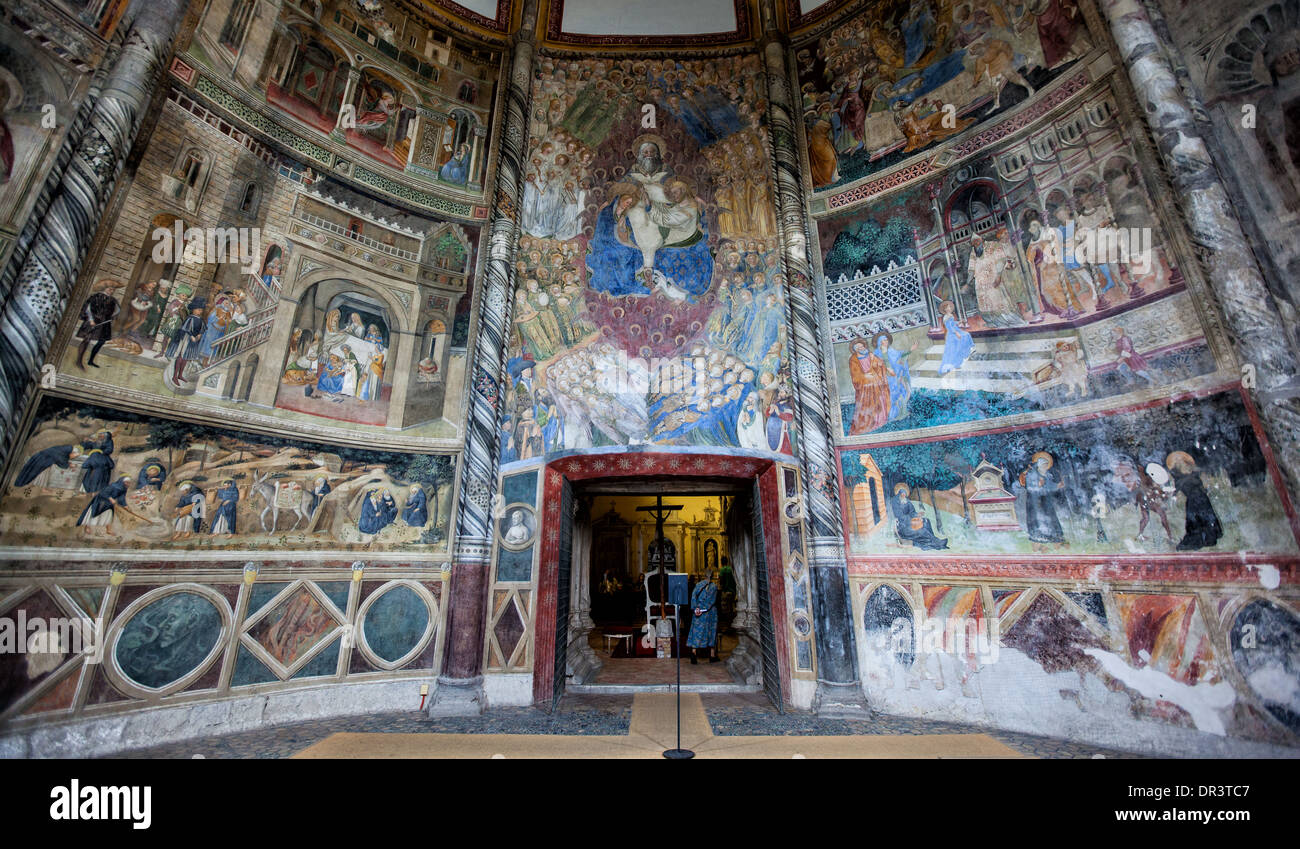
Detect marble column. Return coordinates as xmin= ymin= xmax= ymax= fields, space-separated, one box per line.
xmin=333 ymin=68 xmax=361 ymax=136
xmin=0 ymin=1 xmax=187 ymax=468
xmin=1097 ymin=0 xmax=1300 ymax=500
xmin=566 ymin=495 xmax=601 ymax=683
xmin=757 ymin=2 xmax=868 ymax=716
xmin=429 ymin=0 xmax=538 ymax=716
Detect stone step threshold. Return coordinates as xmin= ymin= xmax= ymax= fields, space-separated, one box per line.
xmin=568 ymin=683 xmax=762 ymax=695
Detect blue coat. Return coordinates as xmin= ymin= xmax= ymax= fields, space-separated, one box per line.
xmin=686 ymin=580 xmax=719 ymax=649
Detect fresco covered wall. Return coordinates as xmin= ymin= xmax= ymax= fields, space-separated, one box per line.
xmin=799 ymin=0 xmax=1093 ymax=191
xmin=803 ymin=0 xmax=1300 ymax=751
xmin=47 ymin=100 xmax=480 ymax=448
xmin=186 ymin=0 xmax=500 ymax=195
xmin=502 ymin=53 xmax=796 ymax=461
xmin=0 ymin=3 xmax=484 ymax=747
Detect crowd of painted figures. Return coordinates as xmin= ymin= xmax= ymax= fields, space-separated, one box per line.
xmin=876 ymin=448 xmax=1225 ymax=553
xmin=6 ymin=420 xmax=437 ymax=545
xmin=501 ymin=54 xmax=798 ymax=458
xmin=281 ymin=308 xmax=389 ymax=405
xmin=800 ymin=0 xmax=1090 ymax=187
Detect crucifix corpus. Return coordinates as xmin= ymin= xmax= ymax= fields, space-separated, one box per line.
xmin=637 ymin=494 xmax=683 ymax=636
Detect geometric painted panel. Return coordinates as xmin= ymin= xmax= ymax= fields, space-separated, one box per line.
xmin=362 ymin=585 xmax=430 ymax=664
xmin=232 ymin=644 xmax=279 ymax=687
xmin=291 ymin=636 xmax=341 ymax=679
xmin=498 ymin=546 xmax=534 ymax=582
xmin=248 ymin=587 xmax=337 ymax=667
xmin=502 ymin=471 xmax=539 ymax=507
xmin=115 ymin=592 xmax=222 ymax=689
xmin=494 ymin=598 xmax=526 ymax=663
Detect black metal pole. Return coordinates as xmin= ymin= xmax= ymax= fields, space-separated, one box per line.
xmin=664 ymin=601 xmax=694 ymax=758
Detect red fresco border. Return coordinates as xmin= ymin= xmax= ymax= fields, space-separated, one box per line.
xmin=531 ymin=451 xmax=792 ymax=705
xmin=845 ymin=554 xmax=1300 ymax=584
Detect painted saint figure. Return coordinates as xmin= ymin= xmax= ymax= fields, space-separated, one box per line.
xmin=14 ymin=444 xmax=82 ymax=487
xmin=937 ymin=300 xmax=973 ymax=375
xmin=848 ymin=337 xmax=892 ymax=434
xmin=210 ymin=480 xmax=239 ymax=535
xmin=891 ymin=484 xmax=949 ymax=550
xmin=79 ymin=448 xmax=115 ymax=494
xmin=77 ymin=475 xmax=131 ymax=534
xmin=402 ymin=484 xmax=428 ymax=527
xmin=1022 ymin=452 xmax=1066 ymax=545
xmin=173 ymin=481 xmax=206 ymax=535
xmin=1167 ymin=451 xmax=1223 ymax=551
xmin=358 ymin=488 xmax=398 ymax=536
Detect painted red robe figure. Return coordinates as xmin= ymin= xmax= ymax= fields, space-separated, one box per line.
xmin=1036 ymin=0 xmax=1080 ymax=69
xmin=848 ymin=338 xmax=892 ymax=434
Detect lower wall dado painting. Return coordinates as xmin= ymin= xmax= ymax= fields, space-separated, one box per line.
xmin=840 ymin=390 xmax=1297 ymax=557
xmin=0 ymin=397 xmax=456 ymax=552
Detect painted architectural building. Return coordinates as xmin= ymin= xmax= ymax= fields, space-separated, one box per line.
xmin=0 ymin=0 xmax=1297 ymax=757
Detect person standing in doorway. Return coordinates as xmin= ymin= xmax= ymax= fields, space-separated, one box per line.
xmin=687 ymin=569 xmax=720 ymax=664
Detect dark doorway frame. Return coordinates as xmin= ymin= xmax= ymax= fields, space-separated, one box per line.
xmin=533 ymin=452 xmax=792 ymax=709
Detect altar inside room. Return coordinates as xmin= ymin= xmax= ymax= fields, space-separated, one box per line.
xmin=580 ymin=493 xmax=742 ymax=685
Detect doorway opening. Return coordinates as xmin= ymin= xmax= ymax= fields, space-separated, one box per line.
xmin=585 ymin=493 xmax=736 ymax=683
xmin=548 ymin=476 xmax=785 ymax=709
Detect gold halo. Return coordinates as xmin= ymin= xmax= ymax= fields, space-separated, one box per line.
xmin=1166 ymin=451 xmax=1195 ymax=472
xmin=893 ymin=483 xmax=910 ymax=496
xmin=1030 ymin=451 xmax=1054 ymax=469
xmin=631 ymin=133 xmax=669 ymax=160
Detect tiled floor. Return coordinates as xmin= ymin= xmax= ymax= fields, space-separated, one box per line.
xmin=103 ymin=692 xmax=1142 ymax=759
xmin=586 ymin=628 xmax=738 ymax=685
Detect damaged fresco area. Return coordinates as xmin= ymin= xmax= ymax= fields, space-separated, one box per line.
xmin=856 ymin=582 xmax=1300 ymax=745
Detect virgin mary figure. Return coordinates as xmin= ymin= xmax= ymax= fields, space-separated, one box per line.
xmin=586 ymin=135 xmax=714 ymax=300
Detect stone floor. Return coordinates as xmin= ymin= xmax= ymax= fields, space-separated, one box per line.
xmin=105 ymin=692 xmax=1142 ymax=759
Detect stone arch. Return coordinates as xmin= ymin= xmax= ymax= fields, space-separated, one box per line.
xmin=240 ymin=353 xmax=259 ymax=401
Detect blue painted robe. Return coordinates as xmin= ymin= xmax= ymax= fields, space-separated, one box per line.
xmin=78 ymin=480 xmax=128 ymax=526
xmin=15 ymin=445 xmax=77 ymax=487
xmin=939 ymin=316 xmax=974 ymax=374
xmin=876 ymin=343 xmax=912 ymax=422
xmin=136 ymin=464 xmax=167 ymax=489
xmin=686 ymin=579 xmax=719 ymax=649
xmin=439 ymin=153 xmax=469 ymax=185
xmin=586 ymin=204 xmax=713 ymax=300
xmin=892 ymin=496 xmax=948 ymax=550
xmin=80 ymin=450 xmax=114 ymax=493
xmin=358 ymin=491 xmax=397 ymax=534
xmin=211 ymin=482 xmax=239 ymax=534
xmin=309 ymin=480 xmax=331 ymax=514
xmin=402 ymin=488 xmax=428 ymax=527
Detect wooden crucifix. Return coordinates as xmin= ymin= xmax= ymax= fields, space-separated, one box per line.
xmin=637 ymin=495 xmax=683 ymax=619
